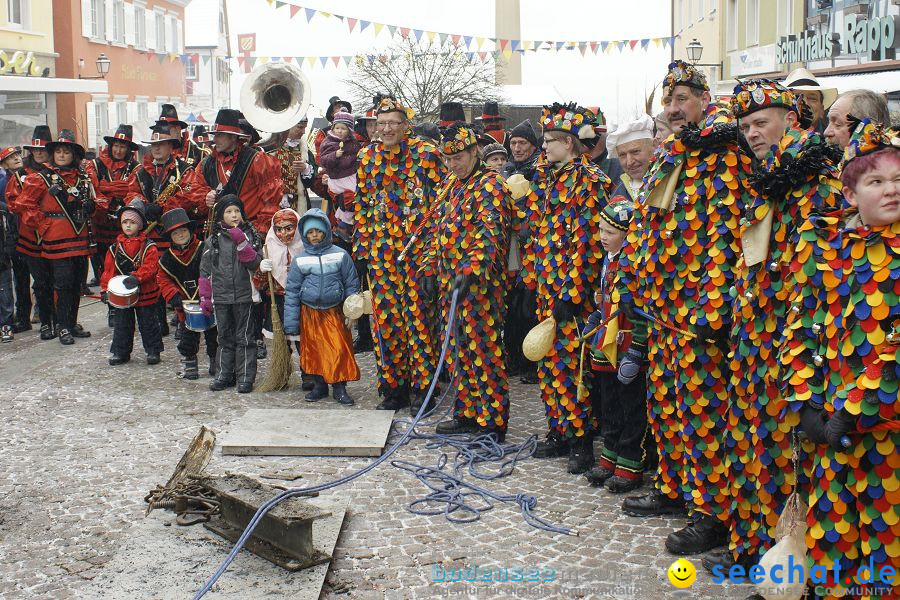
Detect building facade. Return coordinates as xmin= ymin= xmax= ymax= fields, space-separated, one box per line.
xmin=672 ymin=0 xmax=727 ymax=93
xmin=184 ymin=0 xmax=231 ymax=112
xmin=52 ymin=0 xmax=189 ymax=153
xmin=0 ymin=0 xmax=107 ymax=149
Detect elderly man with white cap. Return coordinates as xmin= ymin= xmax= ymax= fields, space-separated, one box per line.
xmin=607 ymin=114 xmax=656 ymax=201
xmin=783 ymin=67 xmax=837 ymax=133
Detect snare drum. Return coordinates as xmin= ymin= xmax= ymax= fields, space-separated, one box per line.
xmin=183 ymin=302 xmax=215 ymax=332
xmin=107 ymin=275 xmax=139 ymax=309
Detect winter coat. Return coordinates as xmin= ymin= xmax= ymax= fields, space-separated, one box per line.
xmin=199 ymin=221 xmax=262 ymax=304
xmin=0 ymin=201 xmax=16 ymax=271
xmin=283 ymin=208 xmax=360 ymax=330
xmin=318 ymin=132 xmax=362 ymax=180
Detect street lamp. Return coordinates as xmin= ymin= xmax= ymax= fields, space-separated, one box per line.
xmin=78 ymin=53 xmax=111 ymax=79
xmin=684 ymin=38 xmax=723 ymax=71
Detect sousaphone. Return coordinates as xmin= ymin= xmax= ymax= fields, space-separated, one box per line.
xmin=239 ymin=62 xmax=312 ymax=133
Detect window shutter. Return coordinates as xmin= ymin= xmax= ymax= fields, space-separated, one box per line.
xmin=164 ymin=15 xmax=173 ymax=52
xmin=127 ymin=101 xmax=138 ymax=123
xmin=145 ymin=8 xmax=156 ymax=50
xmin=106 ymin=103 xmax=117 ymax=135
xmin=105 ymin=0 xmax=114 ymax=42
xmin=176 ymin=17 xmax=184 ymax=54
xmin=124 ymin=3 xmax=135 ymax=45
xmin=147 ymin=101 xmax=158 ymax=120
xmin=86 ymin=102 xmax=98 ymax=150
xmin=82 ymin=0 xmax=93 ymax=37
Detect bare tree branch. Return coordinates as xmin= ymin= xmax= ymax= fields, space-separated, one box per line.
xmin=344 ymin=37 xmax=501 ymax=123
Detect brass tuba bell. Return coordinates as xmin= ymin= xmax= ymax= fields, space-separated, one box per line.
xmin=239 ymin=62 xmax=312 ymax=133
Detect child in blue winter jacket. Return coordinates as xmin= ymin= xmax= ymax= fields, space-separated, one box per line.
xmin=283 ymin=208 xmax=360 ymax=405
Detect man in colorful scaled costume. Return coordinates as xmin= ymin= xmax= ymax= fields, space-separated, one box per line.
xmin=418 ymin=123 xmax=512 ymax=439
xmin=354 ymin=98 xmax=446 ymax=411
xmin=702 ymin=81 xmax=844 ymax=579
xmin=617 ymin=60 xmax=753 ymax=554
xmin=780 ymin=119 xmax=899 ymax=600
xmin=522 ymin=102 xmax=609 ymax=474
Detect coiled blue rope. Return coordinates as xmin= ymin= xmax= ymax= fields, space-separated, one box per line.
xmin=193 ymin=288 xmax=573 ymax=598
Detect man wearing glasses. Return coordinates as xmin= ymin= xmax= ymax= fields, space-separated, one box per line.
xmin=354 ymin=98 xmax=446 ymax=412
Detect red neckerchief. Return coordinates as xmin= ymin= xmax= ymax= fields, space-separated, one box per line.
xmin=115 ymin=232 xmax=148 ymax=258
xmin=168 ymin=236 xmax=200 ymax=261
xmin=100 ymin=147 xmax=131 ymax=175
xmin=211 ymin=140 xmax=246 ymax=183
xmin=142 ymin=153 xmax=174 ymax=180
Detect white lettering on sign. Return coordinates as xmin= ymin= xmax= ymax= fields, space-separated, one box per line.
xmin=0 ymin=50 xmax=48 ymax=76
xmin=842 ymin=14 xmax=897 ymax=60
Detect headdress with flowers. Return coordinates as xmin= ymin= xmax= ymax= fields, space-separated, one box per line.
xmin=731 ymin=79 xmax=797 ymax=118
xmin=439 ymin=123 xmax=478 ymax=155
xmin=376 ymin=97 xmax=415 ymax=121
xmin=663 ymin=59 xmax=709 ymax=97
xmin=841 ymin=117 xmax=900 ymax=170
xmin=539 ymin=102 xmax=596 ymax=141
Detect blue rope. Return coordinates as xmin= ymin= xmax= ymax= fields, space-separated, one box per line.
xmin=193 ymin=288 xmax=574 ymax=598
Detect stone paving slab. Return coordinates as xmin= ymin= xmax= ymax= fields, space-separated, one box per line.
xmin=0 ymin=298 xmax=757 ymax=599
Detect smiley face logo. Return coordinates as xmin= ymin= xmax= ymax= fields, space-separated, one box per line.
xmin=667 ymin=558 xmax=696 ymax=588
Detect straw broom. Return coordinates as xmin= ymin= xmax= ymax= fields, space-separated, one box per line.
xmin=257 ymin=247 xmax=294 ymax=392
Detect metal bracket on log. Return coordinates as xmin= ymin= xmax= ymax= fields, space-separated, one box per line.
xmin=199 ymin=473 xmax=332 ymax=571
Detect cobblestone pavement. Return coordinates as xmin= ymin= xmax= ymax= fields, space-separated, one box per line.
xmin=0 ymin=298 xmax=755 ymax=599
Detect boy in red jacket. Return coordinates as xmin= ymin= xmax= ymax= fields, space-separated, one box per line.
xmin=100 ymin=196 xmax=163 ymax=365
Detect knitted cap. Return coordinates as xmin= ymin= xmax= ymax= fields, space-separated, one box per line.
xmin=508 ymin=119 xmax=538 ymax=148
xmin=482 ymin=142 xmax=508 ymax=160
xmin=332 ymin=111 xmax=355 ymax=129
xmin=214 ymin=194 xmax=246 ymax=223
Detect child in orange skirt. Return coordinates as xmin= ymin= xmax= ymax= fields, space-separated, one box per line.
xmin=282 ymin=208 xmax=360 ymax=404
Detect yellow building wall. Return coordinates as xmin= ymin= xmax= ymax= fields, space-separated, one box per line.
xmin=0 ymin=0 xmax=55 ymax=54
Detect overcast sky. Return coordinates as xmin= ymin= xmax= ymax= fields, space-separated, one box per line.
xmin=225 ymin=0 xmax=672 ymax=128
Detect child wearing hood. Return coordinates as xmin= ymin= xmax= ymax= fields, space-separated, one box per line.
xmin=199 ymin=194 xmax=263 ymax=393
xmin=283 ymin=208 xmax=360 ymax=405
xmin=317 ymin=111 xmax=360 ymax=245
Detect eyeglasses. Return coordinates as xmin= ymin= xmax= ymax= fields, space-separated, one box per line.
xmin=376 ymin=120 xmax=405 ymax=130
xmin=274 ymin=224 xmax=296 ymax=233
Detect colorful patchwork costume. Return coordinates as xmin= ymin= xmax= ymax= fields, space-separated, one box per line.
xmin=354 ymin=98 xmax=446 ymax=407
xmin=522 ymin=103 xmax=609 ymax=445
xmin=422 ymin=124 xmax=513 ymax=435
xmin=780 ymin=120 xmax=899 ymax=599
xmin=723 ymin=80 xmax=844 ymax=564
xmin=617 ymin=62 xmax=753 ymax=523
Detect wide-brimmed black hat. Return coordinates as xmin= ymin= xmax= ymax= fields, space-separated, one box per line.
xmin=156 ymin=103 xmax=188 ymax=129
xmin=46 ymin=129 xmax=85 ymax=162
xmin=143 ymin=123 xmax=182 ymax=146
xmin=103 ymin=124 xmax=140 ymax=151
xmin=192 ymin=124 xmax=210 ymax=145
xmin=474 ymin=101 xmax=505 ymax=122
xmin=238 ymin=118 xmax=261 ymax=145
xmin=439 ymin=102 xmax=466 ymax=127
xmin=23 ymin=125 xmax=52 ymax=150
xmin=325 ymin=96 xmax=353 ymax=122
xmin=160 ymin=207 xmax=195 ymax=235
xmin=210 ymin=108 xmax=249 ymax=137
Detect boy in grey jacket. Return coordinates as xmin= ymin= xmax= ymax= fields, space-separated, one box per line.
xmin=283 ymin=208 xmax=360 ymax=404
xmin=199 ymin=195 xmax=263 ymax=393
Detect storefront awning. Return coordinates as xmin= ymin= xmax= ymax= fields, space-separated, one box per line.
xmin=0 ymin=75 xmax=108 ymax=94
xmin=816 ymin=70 xmax=900 ymax=95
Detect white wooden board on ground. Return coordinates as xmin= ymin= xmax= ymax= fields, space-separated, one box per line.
xmin=219 ymin=409 xmax=396 ymax=457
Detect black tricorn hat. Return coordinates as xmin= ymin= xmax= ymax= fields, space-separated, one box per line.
xmin=210 ymin=108 xmax=249 ymax=137
xmin=439 ymin=102 xmax=466 ymax=127
xmin=193 ymin=124 xmax=210 ymax=144
xmin=103 ymin=124 xmax=140 ymax=151
xmin=24 ymin=125 xmax=53 ymax=149
xmin=325 ymin=96 xmax=353 ymax=122
xmin=160 ymin=207 xmax=195 ymax=235
xmin=157 ymin=103 xmax=188 ymax=128
xmin=238 ymin=118 xmax=261 ymax=145
xmin=475 ymin=101 xmax=505 ymax=122
xmin=46 ymin=129 xmax=85 ymax=161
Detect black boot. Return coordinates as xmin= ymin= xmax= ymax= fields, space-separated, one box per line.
xmin=621 ymin=489 xmax=686 ymax=517
xmin=146 ymin=353 xmax=161 ymax=365
xmin=72 ymin=323 xmax=91 ymax=338
xmin=409 ymin=389 xmax=434 ymax=416
xmin=435 ymin=417 xmax=479 ymax=436
xmin=605 ymin=474 xmax=644 ymax=494
xmin=305 ymin=376 xmax=328 ymax=402
xmin=665 ymin=514 xmax=728 ymax=555
xmin=567 ymin=436 xmax=594 ymax=474
xmin=353 ymin=315 xmax=374 ymax=353
xmin=40 ymin=323 xmax=56 ymax=340
xmin=58 ymin=327 xmax=75 ymax=345
xmin=182 ymin=356 xmax=199 ymax=380
xmin=701 ymin=548 xmax=756 ymax=574
xmin=332 ymin=382 xmax=354 ymax=405
xmin=300 ymin=372 xmax=315 ymax=391
xmin=209 ymin=377 xmax=236 ymax=391
xmin=376 ymin=385 xmax=409 ymax=410
xmin=534 ymin=430 xmax=568 ymax=458
xmin=584 ymin=464 xmax=615 ymax=487
xmin=108 ymin=354 xmax=130 ymax=365
xmin=475 ymin=427 xmax=506 ymax=443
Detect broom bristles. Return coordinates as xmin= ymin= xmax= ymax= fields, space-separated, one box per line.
xmin=257 ymin=253 xmax=295 ymax=392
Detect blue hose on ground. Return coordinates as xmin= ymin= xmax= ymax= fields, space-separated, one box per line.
xmin=193 ymin=288 xmax=573 ymax=598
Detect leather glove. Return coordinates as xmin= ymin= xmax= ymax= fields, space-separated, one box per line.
xmin=583 ymin=311 xmax=602 ymax=338
xmin=169 ymin=294 xmax=183 ymax=309
xmin=421 ymin=274 xmax=438 ymax=302
xmin=259 ymin=258 xmax=274 ymax=273
xmin=100 ymin=291 xmax=108 ymax=305
xmin=824 ymin=409 xmax=856 ymax=451
xmin=144 ymin=203 xmax=163 ymax=223
xmin=452 ymin=272 xmax=475 ymax=294
xmin=122 ymin=276 xmax=139 ymax=290
xmin=552 ymin=299 xmax=579 ymax=324
xmin=800 ymin=404 xmax=829 ymax=444
xmin=227 ymin=226 xmax=248 ymax=246
xmin=617 ymin=347 xmax=645 ymax=385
